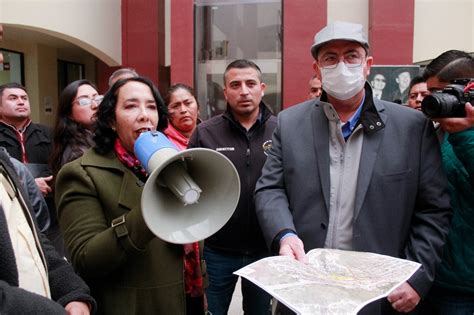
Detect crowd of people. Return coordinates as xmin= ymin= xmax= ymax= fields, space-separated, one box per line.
xmin=0 ymin=20 xmax=473 ymax=315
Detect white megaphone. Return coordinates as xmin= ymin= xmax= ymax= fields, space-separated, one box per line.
xmin=134 ymin=131 xmax=240 ymax=244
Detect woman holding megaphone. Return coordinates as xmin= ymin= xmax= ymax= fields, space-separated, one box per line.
xmin=55 ymin=77 xmax=207 ymax=315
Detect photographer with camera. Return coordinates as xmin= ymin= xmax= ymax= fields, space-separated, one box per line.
xmin=419 ymin=51 xmax=474 ymax=314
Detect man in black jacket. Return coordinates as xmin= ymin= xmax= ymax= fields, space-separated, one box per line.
xmin=188 ymin=59 xmax=276 ymax=315
xmin=0 ymin=82 xmax=53 ymax=196
xmin=0 ymin=82 xmax=65 ymax=256
xmin=0 ymin=147 xmax=96 ymax=314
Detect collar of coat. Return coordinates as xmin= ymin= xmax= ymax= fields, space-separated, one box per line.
xmin=319 ymin=82 xmax=385 ymax=135
xmin=80 ymin=149 xmax=127 ymax=172
xmin=78 ymin=149 xmax=146 ymax=209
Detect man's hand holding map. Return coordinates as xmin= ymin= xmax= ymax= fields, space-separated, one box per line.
xmin=235 ymin=249 xmax=420 ymax=315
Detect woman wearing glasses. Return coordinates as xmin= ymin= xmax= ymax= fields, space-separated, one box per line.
xmin=50 ymin=80 xmax=102 ymax=177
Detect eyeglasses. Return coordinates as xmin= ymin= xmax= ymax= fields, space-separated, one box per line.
xmin=318 ymin=51 xmax=365 ymax=69
xmin=74 ymin=95 xmax=103 ymax=107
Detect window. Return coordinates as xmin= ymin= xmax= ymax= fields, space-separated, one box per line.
xmin=194 ymin=0 xmax=282 ymax=119
xmin=0 ymin=49 xmax=25 ymax=85
xmin=57 ymin=60 xmax=85 ymax=94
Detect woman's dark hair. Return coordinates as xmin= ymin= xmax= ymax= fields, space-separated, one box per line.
xmin=94 ymin=76 xmax=168 ymax=155
xmin=50 ymin=79 xmax=97 ymax=177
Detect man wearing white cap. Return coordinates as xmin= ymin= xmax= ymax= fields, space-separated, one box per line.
xmin=255 ymin=21 xmax=451 ymax=314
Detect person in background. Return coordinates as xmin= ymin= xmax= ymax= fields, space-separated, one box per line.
xmin=50 ymin=80 xmax=101 ymax=178
xmin=188 ymin=59 xmax=276 ymax=315
xmin=391 ymin=69 xmax=412 ymax=104
xmin=419 ymin=51 xmax=474 ymax=315
xmin=0 ymin=82 xmax=64 ymax=255
xmin=0 ymin=82 xmax=53 ymax=196
xmin=108 ymin=67 xmax=139 ymax=88
xmin=407 ymin=76 xmax=430 ymax=111
xmin=0 ymin=25 xmax=49 ymax=234
xmin=308 ymin=74 xmax=323 ymax=99
xmin=55 ymin=76 xmax=206 ymax=314
xmin=370 ymin=73 xmax=388 ymax=101
xmin=164 ymin=83 xmax=200 ymax=150
xmin=255 ymin=21 xmax=451 ymax=314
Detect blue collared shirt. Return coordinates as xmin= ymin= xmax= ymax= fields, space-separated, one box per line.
xmin=341 ymin=95 xmax=365 ymax=140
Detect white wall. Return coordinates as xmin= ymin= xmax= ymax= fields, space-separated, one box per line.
xmin=0 ymin=0 xmax=121 ymax=66
xmin=327 ymin=0 xmax=369 ymax=32
xmin=413 ymin=0 xmax=474 ymax=63
xmin=327 ymin=0 xmax=473 ymax=64
xmin=0 ymin=36 xmax=98 ymax=124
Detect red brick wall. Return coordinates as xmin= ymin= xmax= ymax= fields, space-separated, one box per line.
xmin=97 ymin=0 xmax=161 ymax=93
xmin=368 ymin=0 xmax=414 ymax=65
xmin=283 ymin=0 xmax=327 ymax=108
xmin=170 ymin=0 xmax=194 ymax=87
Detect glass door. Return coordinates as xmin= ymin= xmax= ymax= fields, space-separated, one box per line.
xmin=194 ymin=0 xmax=282 ymax=119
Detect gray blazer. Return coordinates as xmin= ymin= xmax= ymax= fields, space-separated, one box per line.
xmin=255 ymin=94 xmax=451 ymax=299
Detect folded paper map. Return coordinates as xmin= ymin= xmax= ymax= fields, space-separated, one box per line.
xmin=235 ymin=249 xmax=420 ymax=315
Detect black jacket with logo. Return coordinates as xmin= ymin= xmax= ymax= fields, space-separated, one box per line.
xmin=188 ymin=103 xmax=277 ymax=255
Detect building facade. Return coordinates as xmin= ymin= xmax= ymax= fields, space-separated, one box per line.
xmin=0 ymin=0 xmax=473 ymax=124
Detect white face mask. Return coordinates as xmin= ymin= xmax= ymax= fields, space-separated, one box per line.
xmin=321 ymin=61 xmax=366 ymax=100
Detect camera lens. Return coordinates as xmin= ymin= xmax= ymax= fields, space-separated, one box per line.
xmin=421 ymin=93 xmax=460 ymax=118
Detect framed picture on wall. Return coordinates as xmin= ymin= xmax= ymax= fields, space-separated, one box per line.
xmin=368 ymin=65 xmax=421 ymax=105
xmin=0 ymin=48 xmax=25 ymax=86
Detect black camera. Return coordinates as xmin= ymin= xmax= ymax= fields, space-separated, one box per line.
xmin=421 ymin=78 xmax=474 ymax=118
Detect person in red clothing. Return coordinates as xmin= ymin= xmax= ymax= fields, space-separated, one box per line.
xmin=164 ymin=83 xmax=200 ymax=150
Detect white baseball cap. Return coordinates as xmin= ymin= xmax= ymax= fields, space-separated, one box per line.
xmin=311 ymin=21 xmax=369 ymax=59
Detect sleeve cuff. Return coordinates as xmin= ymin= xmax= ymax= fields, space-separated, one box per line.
xmin=271 ymin=229 xmax=297 ymax=254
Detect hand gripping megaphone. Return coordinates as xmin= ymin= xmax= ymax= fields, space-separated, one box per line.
xmin=134 ymin=131 xmax=240 ymax=244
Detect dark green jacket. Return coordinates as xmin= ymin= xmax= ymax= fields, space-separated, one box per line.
xmin=435 ymin=128 xmax=474 ymax=293
xmin=56 ymin=149 xmax=205 ymax=314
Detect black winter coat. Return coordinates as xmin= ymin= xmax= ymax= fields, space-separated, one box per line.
xmin=0 ymin=121 xmax=52 ymax=164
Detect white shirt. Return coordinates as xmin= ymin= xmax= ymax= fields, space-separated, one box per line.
xmin=0 ymin=172 xmax=51 ymax=298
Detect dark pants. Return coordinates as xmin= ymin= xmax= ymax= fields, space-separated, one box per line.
xmin=204 ymin=246 xmax=271 ymax=315
xmin=419 ymin=285 xmax=474 ymax=315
